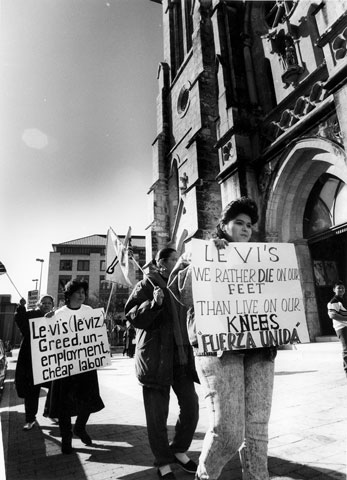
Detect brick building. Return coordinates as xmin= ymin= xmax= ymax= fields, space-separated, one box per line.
xmin=147 ymin=0 xmax=347 ymax=341
xmin=47 ymin=234 xmax=145 ymax=316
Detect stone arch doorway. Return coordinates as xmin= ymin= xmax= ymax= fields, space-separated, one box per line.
xmin=304 ymin=173 xmax=347 ymax=335
xmin=264 ymin=137 xmax=347 ymax=339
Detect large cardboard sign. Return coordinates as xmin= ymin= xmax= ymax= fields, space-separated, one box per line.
xmin=191 ymin=239 xmax=310 ymax=353
xmin=30 ymin=307 xmax=111 ymax=385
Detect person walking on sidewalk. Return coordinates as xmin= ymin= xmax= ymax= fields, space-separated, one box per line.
xmin=45 ymin=278 xmax=105 ymax=454
xmin=122 ymin=320 xmax=136 ymax=358
xmin=169 ymin=197 xmax=276 ymax=480
xmin=14 ymin=294 xmax=54 ymax=430
xmin=327 ymin=280 xmax=347 ymax=377
xmin=125 ymin=248 xmax=199 ymax=480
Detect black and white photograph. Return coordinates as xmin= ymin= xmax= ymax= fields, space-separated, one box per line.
xmin=0 ymin=2 xmax=347 ymax=480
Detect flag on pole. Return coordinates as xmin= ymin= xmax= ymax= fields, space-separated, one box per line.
xmin=105 ymin=227 xmax=136 ymax=287
xmin=0 ymin=260 xmax=23 ymax=297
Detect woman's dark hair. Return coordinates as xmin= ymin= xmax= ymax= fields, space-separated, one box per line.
xmin=215 ymin=197 xmax=258 ymax=239
xmin=64 ymin=278 xmax=88 ymax=303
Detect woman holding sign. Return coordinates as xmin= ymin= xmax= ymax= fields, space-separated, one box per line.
xmin=14 ymin=294 xmax=54 ymax=430
xmin=169 ymin=197 xmax=276 ymax=480
xmin=46 ymin=279 xmax=104 ymax=454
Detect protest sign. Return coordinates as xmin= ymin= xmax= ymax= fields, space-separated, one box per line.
xmin=27 ymin=289 xmax=39 ymax=309
xmin=190 ymin=239 xmax=310 ymax=353
xmin=30 ymin=307 xmax=111 ymax=385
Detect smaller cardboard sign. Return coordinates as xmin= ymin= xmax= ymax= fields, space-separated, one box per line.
xmin=27 ymin=290 xmax=39 ymax=309
xmin=30 ymin=306 xmax=111 ymax=384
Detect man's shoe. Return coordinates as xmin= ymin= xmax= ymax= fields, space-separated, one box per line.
xmin=175 ymin=457 xmax=198 ymax=474
xmin=157 ymin=470 xmax=176 ymax=479
xmin=23 ymin=421 xmax=35 ymax=430
xmin=73 ymin=427 xmax=92 ymax=446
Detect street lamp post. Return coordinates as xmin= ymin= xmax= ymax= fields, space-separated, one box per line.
xmin=32 ymin=279 xmax=38 ymax=290
xmin=36 ymin=259 xmax=44 ymax=298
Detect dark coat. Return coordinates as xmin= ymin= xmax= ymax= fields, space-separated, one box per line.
xmin=123 ymin=326 xmax=136 ymax=357
xmin=46 ymin=304 xmax=105 ymax=418
xmin=124 ymin=272 xmax=198 ymax=387
xmin=47 ymin=370 xmax=105 ymax=418
xmin=14 ymin=305 xmax=47 ymax=398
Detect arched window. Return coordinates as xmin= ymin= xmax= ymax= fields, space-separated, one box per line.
xmin=170 ymin=0 xmax=193 ymax=80
xmin=168 ymin=160 xmax=180 ymax=234
xmin=304 ymin=174 xmax=347 ymax=238
xmin=185 ymin=0 xmax=193 ymax=52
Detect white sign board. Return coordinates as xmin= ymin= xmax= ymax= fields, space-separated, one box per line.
xmin=30 ymin=307 xmax=111 ymax=385
xmin=191 ymin=239 xmax=310 ymax=354
xmin=27 ymin=290 xmax=39 ymax=309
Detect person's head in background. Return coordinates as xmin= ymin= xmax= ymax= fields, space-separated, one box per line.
xmin=333 ymin=281 xmax=345 ymax=298
xmin=154 ymin=248 xmax=178 ymax=279
xmin=215 ymin=197 xmax=258 ymax=243
xmin=38 ymin=294 xmax=54 ymax=314
xmin=64 ymin=278 xmax=89 ymax=308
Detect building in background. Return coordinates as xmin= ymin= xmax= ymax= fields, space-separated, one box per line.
xmin=148 ymin=0 xmax=347 ymax=341
xmin=47 ymin=234 xmax=146 ymax=322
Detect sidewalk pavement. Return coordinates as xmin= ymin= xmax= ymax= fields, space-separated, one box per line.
xmin=1 ymin=342 xmax=346 ymax=480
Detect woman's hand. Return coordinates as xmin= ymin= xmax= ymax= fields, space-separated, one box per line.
xmin=180 ymin=251 xmax=192 ymax=264
xmin=169 ymin=252 xmax=191 ymax=279
xmin=212 ymin=238 xmax=229 ymax=250
xmin=45 ymin=311 xmax=55 ymax=318
xmin=153 ymin=287 xmax=164 ymax=306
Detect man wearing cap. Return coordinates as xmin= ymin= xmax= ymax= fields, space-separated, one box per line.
xmin=14 ymin=294 xmax=54 ymax=430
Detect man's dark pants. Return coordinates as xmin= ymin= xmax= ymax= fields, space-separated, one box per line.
xmin=143 ymin=373 xmax=199 ymax=467
xmin=24 ymin=385 xmax=41 ymax=422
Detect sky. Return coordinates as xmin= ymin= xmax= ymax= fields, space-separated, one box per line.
xmin=0 ymin=0 xmax=163 ymax=302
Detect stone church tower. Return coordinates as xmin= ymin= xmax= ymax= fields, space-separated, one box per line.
xmin=147 ymin=0 xmax=222 ymax=257
xmin=148 ymin=0 xmax=347 ymax=342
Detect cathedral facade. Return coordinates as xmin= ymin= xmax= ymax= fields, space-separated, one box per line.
xmin=147 ymin=0 xmax=347 ymax=341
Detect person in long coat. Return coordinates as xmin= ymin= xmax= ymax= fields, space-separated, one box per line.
xmin=125 ymin=248 xmax=199 ymax=480
xmin=123 ymin=321 xmax=136 ymax=358
xmin=14 ymin=294 xmax=54 ymax=430
xmin=46 ymin=278 xmax=104 ymax=454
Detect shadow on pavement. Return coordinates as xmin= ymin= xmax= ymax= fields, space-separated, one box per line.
xmin=43 ymin=423 xmax=205 ymax=480
xmin=268 ymin=455 xmax=345 ymax=480
xmin=43 ymin=422 xmax=205 ymax=463
xmin=7 ymin=413 xmax=344 ymax=480
xmin=5 ymin=411 xmax=88 ymax=480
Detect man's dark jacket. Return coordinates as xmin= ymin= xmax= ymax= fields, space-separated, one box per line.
xmin=14 ymin=305 xmax=46 ymax=397
xmin=125 ymin=271 xmax=198 ymax=387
